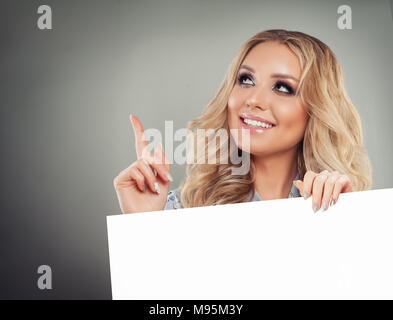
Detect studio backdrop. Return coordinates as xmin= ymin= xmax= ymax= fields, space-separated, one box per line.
xmin=1 ymin=0 xmax=392 ymax=299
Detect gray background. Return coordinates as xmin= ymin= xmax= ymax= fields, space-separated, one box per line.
xmin=0 ymin=0 xmax=392 ymax=299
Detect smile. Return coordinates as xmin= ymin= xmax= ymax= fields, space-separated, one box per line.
xmin=243 ymin=118 xmax=273 ymax=128
xmin=240 ymin=114 xmax=276 ymax=133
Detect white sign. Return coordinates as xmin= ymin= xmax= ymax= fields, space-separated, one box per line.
xmin=107 ymin=188 xmax=393 ymax=300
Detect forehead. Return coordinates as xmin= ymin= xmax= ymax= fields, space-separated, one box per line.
xmin=242 ymin=41 xmax=302 ymax=78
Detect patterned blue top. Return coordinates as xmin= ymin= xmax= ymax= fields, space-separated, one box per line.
xmin=164 ymin=171 xmax=301 ymax=210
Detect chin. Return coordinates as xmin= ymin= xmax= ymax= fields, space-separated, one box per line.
xmin=243 ymin=138 xmax=283 ymax=155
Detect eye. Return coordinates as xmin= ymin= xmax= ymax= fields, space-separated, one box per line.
xmin=273 ymin=81 xmax=295 ymax=95
xmin=237 ymin=72 xmax=254 ymax=86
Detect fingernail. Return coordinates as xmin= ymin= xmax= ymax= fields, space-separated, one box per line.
xmin=313 ymin=203 xmax=318 ymax=213
xmin=330 ymin=198 xmax=335 ymax=206
xmin=143 ymin=183 xmax=146 ymax=192
xmin=303 ymin=191 xmax=308 ymax=200
xmin=322 ymin=202 xmax=327 ymax=211
xmin=165 ymin=172 xmax=173 ymax=182
xmin=154 ymin=182 xmax=160 ymax=194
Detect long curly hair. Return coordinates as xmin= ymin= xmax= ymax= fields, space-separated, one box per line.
xmin=179 ymin=29 xmax=372 ymax=208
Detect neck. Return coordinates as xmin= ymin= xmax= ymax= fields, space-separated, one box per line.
xmin=252 ymin=147 xmax=298 ymax=200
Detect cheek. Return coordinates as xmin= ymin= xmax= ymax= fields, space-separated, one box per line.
xmin=227 ymin=92 xmax=241 ymax=126
xmin=275 ymin=103 xmax=308 ymax=134
xmin=275 ymin=104 xmax=307 ymax=145
xmin=227 ymin=92 xmax=240 ymax=112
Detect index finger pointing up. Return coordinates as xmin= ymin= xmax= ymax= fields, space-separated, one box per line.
xmin=130 ymin=115 xmax=148 ymax=159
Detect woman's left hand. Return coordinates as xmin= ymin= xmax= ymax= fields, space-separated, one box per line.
xmin=293 ymin=170 xmax=353 ymax=212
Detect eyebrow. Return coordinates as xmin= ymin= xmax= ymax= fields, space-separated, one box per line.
xmin=239 ymin=65 xmax=300 ymax=82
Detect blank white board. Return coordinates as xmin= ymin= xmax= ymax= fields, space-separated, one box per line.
xmin=107 ymin=188 xmax=393 ymax=299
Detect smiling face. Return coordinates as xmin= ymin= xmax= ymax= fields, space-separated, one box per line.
xmin=227 ymin=41 xmax=308 ymax=156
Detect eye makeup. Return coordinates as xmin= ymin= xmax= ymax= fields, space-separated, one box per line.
xmin=272 ymin=81 xmax=295 ymax=95
xmin=237 ymin=72 xmax=254 ymax=86
xmin=236 ymin=72 xmax=296 ymax=96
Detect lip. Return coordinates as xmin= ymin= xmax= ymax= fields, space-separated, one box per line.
xmin=239 ymin=113 xmax=276 ymax=134
xmin=240 ymin=113 xmax=276 ymax=126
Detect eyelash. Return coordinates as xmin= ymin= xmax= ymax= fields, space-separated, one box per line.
xmin=237 ymin=72 xmax=295 ymax=95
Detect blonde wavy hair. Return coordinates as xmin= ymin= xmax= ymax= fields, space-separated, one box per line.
xmin=179 ymin=29 xmax=372 ymax=208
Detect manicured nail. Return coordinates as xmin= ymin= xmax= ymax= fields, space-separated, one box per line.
xmin=303 ymin=191 xmax=308 ymax=200
xmin=165 ymin=172 xmax=173 ymax=182
xmin=322 ymin=202 xmax=327 ymax=211
xmin=330 ymin=198 xmax=335 ymax=207
xmin=313 ymin=203 xmax=318 ymax=213
xmin=154 ymin=182 xmax=160 ymax=194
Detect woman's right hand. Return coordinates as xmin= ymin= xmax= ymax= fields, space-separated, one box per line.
xmin=113 ymin=115 xmax=173 ymax=213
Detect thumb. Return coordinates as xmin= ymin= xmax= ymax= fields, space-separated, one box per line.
xmin=293 ymin=180 xmax=304 ymax=197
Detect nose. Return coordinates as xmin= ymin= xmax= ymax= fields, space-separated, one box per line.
xmin=245 ymin=87 xmax=271 ymax=111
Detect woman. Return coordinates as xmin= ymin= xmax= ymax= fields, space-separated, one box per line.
xmin=113 ymin=29 xmax=372 ymax=214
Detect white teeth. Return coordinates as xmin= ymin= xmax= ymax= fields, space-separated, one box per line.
xmin=243 ymin=118 xmax=273 ymax=128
